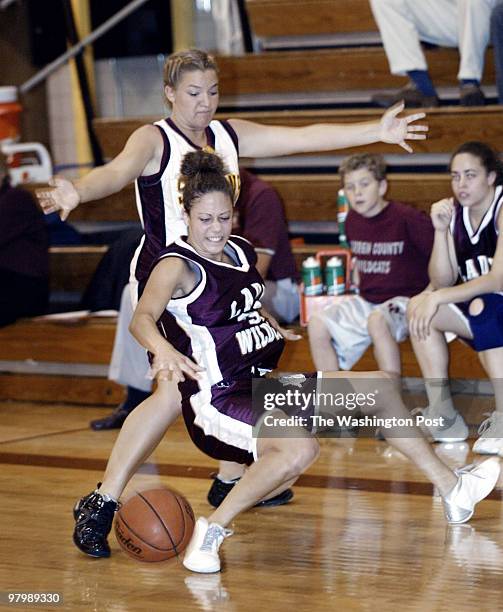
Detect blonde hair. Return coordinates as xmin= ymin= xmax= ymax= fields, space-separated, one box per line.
xmin=163 ymin=49 xmax=219 ymax=104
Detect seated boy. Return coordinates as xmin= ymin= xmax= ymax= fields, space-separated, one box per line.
xmin=308 ymin=153 xmax=433 ymax=375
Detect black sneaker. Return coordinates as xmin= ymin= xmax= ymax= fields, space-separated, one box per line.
xmin=459 ymin=84 xmax=486 ymax=106
xmin=372 ymin=83 xmax=439 ymax=108
xmin=90 ymin=404 xmax=131 ymax=431
xmin=73 ymin=485 xmax=119 ymax=558
xmin=207 ymin=474 xmax=294 ymax=508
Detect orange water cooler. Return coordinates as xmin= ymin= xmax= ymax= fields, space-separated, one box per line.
xmin=0 ymin=86 xmax=22 ymax=144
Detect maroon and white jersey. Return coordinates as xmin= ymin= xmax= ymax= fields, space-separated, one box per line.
xmin=155 ymin=235 xmax=285 ymax=391
xmin=130 ymin=118 xmax=240 ymax=292
xmin=450 ymin=185 xmax=503 ymax=282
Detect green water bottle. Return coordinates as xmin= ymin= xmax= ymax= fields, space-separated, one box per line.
xmin=325 ymin=256 xmax=345 ymax=295
xmin=302 ymin=256 xmax=323 ymax=296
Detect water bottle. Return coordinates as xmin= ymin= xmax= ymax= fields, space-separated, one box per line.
xmin=325 ymin=256 xmax=345 ymax=296
xmin=337 ymin=188 xmax=350 ymax=247
xmin=302 ymin=256 xmax=323 ymax=296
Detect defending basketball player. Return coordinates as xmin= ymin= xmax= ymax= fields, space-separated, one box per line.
xmin=73 ymin=150 xmax=500 ymax=574
xmin=38 ymin=49 xmax=431 ymax=525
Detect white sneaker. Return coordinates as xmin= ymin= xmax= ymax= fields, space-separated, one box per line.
xmin=183 ymin=517 xmax=233 ymax=573
xmin=412 ymin=406 xmax=469 ymax=442
xmin=442 ymin=457 xmax=501 ymax=524
xmin=472 ymin=412 xmax=503 ymax=455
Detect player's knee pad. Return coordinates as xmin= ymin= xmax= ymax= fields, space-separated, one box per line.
xmin=467 ymin=293 xmax=503 ymax=351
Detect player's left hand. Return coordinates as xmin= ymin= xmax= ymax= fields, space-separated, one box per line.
xmin=379 ymin=102 xmax=428 ymax=153
xmin=408 ymin=292 xmax=439 ymax=340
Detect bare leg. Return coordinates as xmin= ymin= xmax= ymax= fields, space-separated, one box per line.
xmin=100 ymin=379 xmax=181 ymax=499
xmin=367 ymin=310 xmax=401 ymax=375
xmin=208 ymin=427 xmax=319 ymax=527
xmin=323 ymin=370 xmax=458 ymax=496
xmin=308 ymin=313 xmax=340 ymax=371
xmin=408 ymin=303 xmax=472 ymax=417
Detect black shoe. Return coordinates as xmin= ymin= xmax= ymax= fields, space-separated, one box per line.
xmin=207 ymin=474 xmax=294 ymax=508
xmin=90 ymin=405 xmax=130 ymax=431
xmin=73 ymin=485 xmax=119 ymax=558
xmin=459 ymin=84 xmax=485 ymax=106
xmin=372 ymin=83 xmax=439 ymax=108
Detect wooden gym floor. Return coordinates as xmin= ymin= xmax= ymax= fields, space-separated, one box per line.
xmin=1 ymin=395 xmax=503 ymax=612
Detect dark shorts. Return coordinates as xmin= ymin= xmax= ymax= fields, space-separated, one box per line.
xmin=451 ymin=293 xmax=503 ymax=351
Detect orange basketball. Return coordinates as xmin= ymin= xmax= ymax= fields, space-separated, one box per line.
xmin=114 ymin=487 xmax=195 ymax=562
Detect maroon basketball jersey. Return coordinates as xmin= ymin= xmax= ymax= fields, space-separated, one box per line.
xmin=451 ymin=185 xmax=503 ymax=282
xmin=155 ymin=235 xmax=285 ymax=387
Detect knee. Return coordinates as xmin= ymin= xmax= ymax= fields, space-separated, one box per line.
xmin=281 ymin=438 xmax=320 ymax=479
xmin=469 ymin=298 xmax=484 ymax=317
xmin=291 ymin=438 xmax=320 ymax=474
xmin=367 ymin=310 xmax=388 ymax=338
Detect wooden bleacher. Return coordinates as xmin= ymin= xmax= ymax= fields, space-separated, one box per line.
xmin=44 ymin=171 xmax=450 ymax=294
xmin=93 ymin=106 xmax=503 ymax=160
xmin=245 ymin=0 xmax=377 ymax=37
xmin=216 ymin=49 xmax=495 ymax=96
xmin=0 ymin=315 xmax=488 ymax=407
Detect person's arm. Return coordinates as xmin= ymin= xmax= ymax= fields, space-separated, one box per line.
xmin=427 ymin=198 xmax=459 ymax=289
xmin=130 ymin=256 xmax=204 ymax=382
xmin=255 ymin=252 xmax=272 ymax=278
xmin=229 ymin=102 xmax=427 ymax=158
xmin=36 ymin=125 xmax=163 ymax=221
xmin=409 ymin=208 xmax=503 ymax=340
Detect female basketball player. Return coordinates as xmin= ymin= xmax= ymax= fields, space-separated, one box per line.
xmin=124 ymin=151 xmax=498 ymax=573
xmin=408 ymin=141 xmax=503 ymax=453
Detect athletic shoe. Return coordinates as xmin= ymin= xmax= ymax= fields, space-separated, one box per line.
xmin=73 ymin=485 xmax=119 ymax=557
xmin=371 ymin=83 xmax=439 ymax=108
xmin=90 ymin=404 xmax=131 ymax=431
xmin=183 ymin=517 xmax=233 ymax=573
xmin=472 ymin=412 xmax=503 ymax=455
xmin=442 ymin=457 xmax=501 ymax=524
xmin=459 ymin=83 xmax=486 ymax=106
xmin=411 ymin=406 xmax=469 ymax=442
xmin=207 ymin=474 xmax=293 ymax=508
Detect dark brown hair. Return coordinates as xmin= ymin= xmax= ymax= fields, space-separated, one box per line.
xmin=449 ymin=141 xmax=503 ymax=185
xmin=180 ymin=151 xmax=234 ymax=213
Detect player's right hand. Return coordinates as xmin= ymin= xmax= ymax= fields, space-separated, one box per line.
xmin=150 ymin=346 xmax=205 ymax=384
xmin=430 ymin=197 xmax=454 ymax=231
xmin=35 ymin=176 xmax=80 ymax=221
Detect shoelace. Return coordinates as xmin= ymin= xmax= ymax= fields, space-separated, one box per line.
xmin=477 ymin=412 xmax=503 ymax=436
xmin=200 ymin=524 xmax=232 ymax=552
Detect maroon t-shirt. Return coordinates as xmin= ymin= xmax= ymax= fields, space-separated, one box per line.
xmin=233 ymin=169 xmax=299 ymax=282
xmin=346 ymin=201 xmax=433 ymax=303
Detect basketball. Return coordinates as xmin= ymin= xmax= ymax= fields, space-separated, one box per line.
xmin=114 ymin=487 xmax=195 ymax=562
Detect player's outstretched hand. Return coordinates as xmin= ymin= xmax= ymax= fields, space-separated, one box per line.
xmin=379 ymin=101 xmax=428 ymax=153
xmin=35 ymin=176 xmax=80 ymax=221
